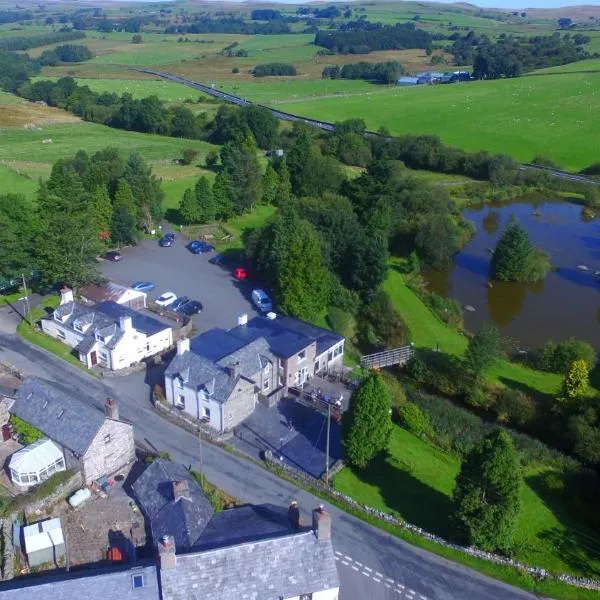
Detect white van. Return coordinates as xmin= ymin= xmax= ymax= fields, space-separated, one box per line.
xmin=252 ymin=289 xmax=273 ymax=313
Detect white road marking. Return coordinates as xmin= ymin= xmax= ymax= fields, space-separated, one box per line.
xmin=345 ymin=555 xmax=352 ymax=561
xmin=386 ymin=578 xmax=394 ymax=583
xmin=375 ymin=572 xmax=383 ymax=578
xmin=352 ymin=565 xmax=359 ymax=571
xmin=373 ymin=578 xmax=381 ymax=583
xmin=363 ymin=567 xmax=373 ymax=572
xmin=341 ymin=560 xmax=350 ymax=566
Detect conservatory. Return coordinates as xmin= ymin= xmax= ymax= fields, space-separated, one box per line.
xmin=9 ymin=438 xmax=66 ymax=488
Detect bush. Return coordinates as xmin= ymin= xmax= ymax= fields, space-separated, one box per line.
xmin=532 ymin=337 xmax=597 ymax=374
xmin=181 ymin=148 xmax=199 ymax=165
xmin=423 ymin=293 xmax=463 ymax=330
xmin=252 ymin=63 xmax=297 ymax=77
xmin=495 ymin=389 xmax=536 ymax=427
xmin=232 ymin=67 xmax=239 ymax=74
xmin=399 ymin=403 xmax=433 ymax=438
xmin=380 ymin=370 xmax=407 ymax=416
xmin=357 ymin=290 xmax=409 ymax=353
xmin=10 ymin=414 xmax=43 ymax=445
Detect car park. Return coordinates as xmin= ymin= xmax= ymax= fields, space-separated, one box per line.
xmin=156 ymin=292 xmax=177 ymax=307
xmin=102 ymin=251 xmax=122 ymax=262
xmin=251 ymin=289 xmax=272 ymax=313
xmin=170 ymin=296 xmax=190 ymax=311
xmin=131 ymin=281 xmax=155 ymax=292
xmin=178 ymin=300 xmax=203 ymax=316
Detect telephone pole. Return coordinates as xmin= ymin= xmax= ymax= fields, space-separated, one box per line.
xmin=325 ymin=402 xmax=331 ymax=485
xmin=21 ymin=272 xmax=31 ymax=322
xmin=198 ymin=426 xmax=204 ymax=488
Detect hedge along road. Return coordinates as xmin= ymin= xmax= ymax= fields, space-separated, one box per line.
xmin=134 ymin=67 xmax=600 ymax=186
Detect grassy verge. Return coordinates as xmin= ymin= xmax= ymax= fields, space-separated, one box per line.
xmin=16 ymin=296 xmax=96 ymax=376
xmin=335 ymin=425 xmax=600 ymax=578
xmin=384 ymin=262 xmax=573 ymax=397
xmin=217 ymin=204 xmax=277 ymax=251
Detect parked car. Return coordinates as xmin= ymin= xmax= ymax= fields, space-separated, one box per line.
xmin=178 ymin=300 xmax=203 ymax=316
xmin=131 ymin=281 xmax=155 ymax=292
xmin=170 ymin=296 xmax=190 ymax=311
xmin=234 ymin=266 xmax=248 ymax=280
xmin=102 ymin=251 xmax=122 ymax=262
xmin=164 ymin=231 xmax=176 ymax=240
xmin=252 ymin=289 xmax=272 ymax=313
xmin=156 ymin=292 xmax=177 ymax=307
xmin=187 ymin=241 xmax=214 ymax=255
xmin=209 ymin=253 xmax=224 ymax=266
xmin=159 ymin=237 xmax=174 ymax=248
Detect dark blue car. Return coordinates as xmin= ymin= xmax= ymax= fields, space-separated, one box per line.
xmin=159 ymin=237 xmax=173 ymax=247
xmin=170 ymin=296 xmax=190 ymax=311
xmin=188 ymin=240 xmax=214 ymax=254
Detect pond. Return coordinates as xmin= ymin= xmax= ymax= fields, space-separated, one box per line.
xmin=424 ymin=198 xmax=600 ymax=349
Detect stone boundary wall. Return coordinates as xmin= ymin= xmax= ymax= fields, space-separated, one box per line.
xmin=0 ymin=518 xmax=14 ymax=581
xmin=264 ymin=452 xmax=600 ymax=592
xmin=23 ymin=471 xmax=83 ymax=518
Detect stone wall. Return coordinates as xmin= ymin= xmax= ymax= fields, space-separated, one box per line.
xmin=23 ymin=471 xmax=83 ymax=517
xmin=222 ymin=378 xmax=257 ymax=431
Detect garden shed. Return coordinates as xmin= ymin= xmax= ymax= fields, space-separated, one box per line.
xmin=9 ymin=438 xmax=66 ymax=488
xmin=23 ymin=518 xmax=65 ymax=568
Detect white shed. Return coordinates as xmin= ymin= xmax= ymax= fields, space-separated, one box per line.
xmin=23 ymin=518 xmax=65 ymax=567
xmin=9 ymin=438 xmax=66 ymax=488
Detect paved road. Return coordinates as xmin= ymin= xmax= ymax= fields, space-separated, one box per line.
xmin=0 ymin=309 xmax=538 ymax=600
xmin=100 ymin=236 xmax=257 ymax=331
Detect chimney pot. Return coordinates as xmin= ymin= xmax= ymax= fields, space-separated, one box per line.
xmin=172 ymin=479 xmax=189 ymax=502
xmin=312 ymin=505 xmax=332 ymax=541
xmin=158 ymin=534 xmax=177 ymax=570
xmin=105 ymin=397 xmax=119 ymax=421
xmin=119 ymin=315 xmax=133 ymax=333
xmin=59 ymin=287 xmax=74 ymax=305
xmin=237 ymin=313 xmax=248 ymax=327
xmin=228 ymin=361 xmax=241 ymax=379
xmin=177 ymin=338 xmax=190 ymax=356
xmin=288 ymin=500 xmax=300 ymax=529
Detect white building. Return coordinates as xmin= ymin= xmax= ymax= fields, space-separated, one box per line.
xmin=23 ymin=518 xmax=65 ymax=568
xmin=41 ymin=288 xmax=172 ymax=371
xmin=79 ymin=281 xmax=147 ymax=310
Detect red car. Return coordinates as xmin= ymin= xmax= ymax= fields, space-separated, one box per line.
xmin=234 ymin=267 xmax=248 ymax=280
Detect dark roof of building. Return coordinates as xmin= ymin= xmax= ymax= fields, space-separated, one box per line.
xmin=0 ymin=564 xmax=159 ymax=600
xmin=189 ymin=328 xmax=246 ymax=362
xmin=229 ymin=315 xmax=343 ymax=358
xmin=79 ymin=281 xmax=144 ymax=304
xmin=11 ymin=378 xmax=107 ymax=457
xmin=160 ymin=530 xmax=339 ymax=600
xmin=193 ymin=503 xmax=295 ymax=551
xmin=95 ymin=301 xmax=167 ymax=337
xmin=131 ymin=460 xmax=214 ymax=552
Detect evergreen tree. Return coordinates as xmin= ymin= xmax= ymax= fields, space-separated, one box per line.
xmin=111 ymin=180 xmax=137 ymax=245
xmin=179 ymin=188 xmax=202 ymax=224
xmin=342 ymin=372 xmax=392 ymax=469
xmin=0 ymin=194 xmax=37 ymax=281
xmin=465 ymin=323 xmax=504 ymax=375
xmin=252 ymin=208 xmax=330 ymax=320
xmin=122 ymin=153 xmax=164 ymax=229
xmin=453 ymin=429 xmax=522 ymax=552
xmin=276 ymin=158 xmax=292 ymax=205
xmin=262 ymin=164 xmax=279 ymax=205
xmin=89 ymin=185 xmax=112 ymax=244
xmin=195 ymin=175 xmax=215 ymax=223
xmin=491 ymin=216 xmax=550 ymax=282
xmin=212 ymin=170 xmax=234 ymax=220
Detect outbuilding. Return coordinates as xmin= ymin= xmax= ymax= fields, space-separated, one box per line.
xmin=23 ymin=518 xmax=65 ymax=568
xmin=397 ymin=76 xmax=419 ymax=86
xmin=9 ymin=438 xmax=66 ymax=489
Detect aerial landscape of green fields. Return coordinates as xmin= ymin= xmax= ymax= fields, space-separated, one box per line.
xmin=2 ymin=1 xmax=600 ymax=599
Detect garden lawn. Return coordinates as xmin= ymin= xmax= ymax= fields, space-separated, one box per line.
xmin=0 ymin=164 xmax=38 ymax=196
xmin=334 ymin=425 xmax=600 ymax=578
xmin=219 ymin=204 xmax=277 ymax=250
xmin=384 ymin=265 xmax=567 ymax=396
xmin=276 ymin=71 xmax=600 ymax=171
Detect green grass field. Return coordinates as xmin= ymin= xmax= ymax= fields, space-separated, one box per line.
xmin=276 ymin=71 xmax=600 ymax=171
xmin=335 ymin=425 xmax=600 ymax=577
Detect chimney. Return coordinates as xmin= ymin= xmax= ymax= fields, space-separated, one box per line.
xmin=172 ymin=480 xmax=189 ymax=502
xmin=237 ymin=313 xmax=248 ymax=327
xmin=176 ymin=338 xmax=190 ymax=356
xmin=105 ymin=397 xmax=119 ymax=421
xmin=312 ymin=504 xmax=332 ymax=541
xmin=119 ymin=315 xmax=133 ymax=333
xmin=288 ymin=500 xmax=300 ymax=529
xmin=227 ymin=361 xmax=241 ymax=379
xmin=157 ymin=535 xmax=176 ymax=570
xmin=60 ymin=287 xmax=74 ymax=305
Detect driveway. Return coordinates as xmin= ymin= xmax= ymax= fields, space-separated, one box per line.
xmin=99 ymin=235 xmax=258 ymax=333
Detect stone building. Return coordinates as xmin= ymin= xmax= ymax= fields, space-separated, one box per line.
xmin=9 ymin=378 xmax=135 ymax=484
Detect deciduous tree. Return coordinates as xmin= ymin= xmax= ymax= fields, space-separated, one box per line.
xmin=465 ymin=323 xmax=504 ymax=375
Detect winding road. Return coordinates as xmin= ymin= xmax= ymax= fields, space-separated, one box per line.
xmin=0 ymin=304 xmax=539 ymax=600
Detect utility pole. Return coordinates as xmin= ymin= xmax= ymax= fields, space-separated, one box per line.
xmin=21 ymin=272 xmax=31 ymax=322
xmin=325 ymin=402 xmax=331 ymax=485
xmin=198 ymin=426 xmax=204 ymax=488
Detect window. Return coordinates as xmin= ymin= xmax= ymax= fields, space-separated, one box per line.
xmin=104 ymin=434 xmax=111 ymax=444
xmin=263 ymin=378 xmax=271 ymax=391
xmin=132 ymin=574 xmax=144 ymax=589
xmin=297 ymin=350 xmax=306 ymax=362
xmin=328 ymin=350 xmax=334 ymax=362
xmin=74 ymin=323 xmax=83 ymax=333
xmin=204 ymin=407 xmax=211 ymax=419
xmin=56 ymin=330 xmax=66 ymax=340
xmin=334 ymin=344 xmax=343 ymax=357
xmin=175 ymin=395 xmax=185 ymax=409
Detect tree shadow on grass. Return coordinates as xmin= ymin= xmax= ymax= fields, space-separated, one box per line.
xmin=350 ymin=451 xmax=458 ymax=541
xmin=527 ymin=470 xmax=600 ymax=577
xmin=497 ymin=375 xmax=554 ymax=405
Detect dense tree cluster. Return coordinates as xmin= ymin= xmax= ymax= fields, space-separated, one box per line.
xmin=209 ymin=104 xmax=279 ymax=148
xmin=39 ymin=44 xmax=94 ymax=65
xmin=252 ymin=63 xmax=297 ymax=77
xmin=250 ymin=9 xmax=282 ymax=21
xmin=0 ymin=50 xmax=39 ymax=93
xmin=0 ymin=10 xmax=32 ymax=24
xmin=0 ymin=30 xmax=84 ymax=51
xmin=451 ymin=31 xmax=589 ymax=78
xmin=315 ymin=22 xmax=435 ymax=54
xmin=165 ymin=17 xmax=291 ymax=35
xmin=322 ymin=61 xmax=405 ymax=83
xmin=0 ymin=148 xmax=163 ymax=288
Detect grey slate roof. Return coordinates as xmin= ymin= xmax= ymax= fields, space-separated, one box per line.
xmin=160 ymin=530 xmax=340 ymax=600
xmin=131 ymin=460 xmax=214 ymax=552
xmin=189 ymin=328 xmax=246 ymax=362
xmin=11 ymin=378 xmax=106 ymax=457
xmin=0 ymin=564 xmax=159 ymax=600
xmin=216 ymin=337 xmax=272 ymax=379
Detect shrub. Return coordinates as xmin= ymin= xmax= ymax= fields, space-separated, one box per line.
xmin=423 ymin=293 xmax=463 ymax=330
xmin=399 ymin=403 xmax=433 ymax=438
xmin=252 ymin=63 xmax=297 ymax=77
xmin=533 ymin=337 xmax=597 ymax=374
xmin=232 ymin=67 xmax=239 ymax=74
xmin=327 ymin=307 xmax=356 ymax=342
xmin=380 ymin=370 xmax=407 ymax=416
xmin=181 ymin=148 xmax=199 ymax=165
xmin=10 ymin=414 xmax=43 ymax=445
xmin=495 ymin=389 xmax=536 ymax=427
xmin=205 ymin=150 xmax=219 ymax=169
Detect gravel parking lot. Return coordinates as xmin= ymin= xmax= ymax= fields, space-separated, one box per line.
xmin=99 ymin=236 xmax=258 ymax=333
